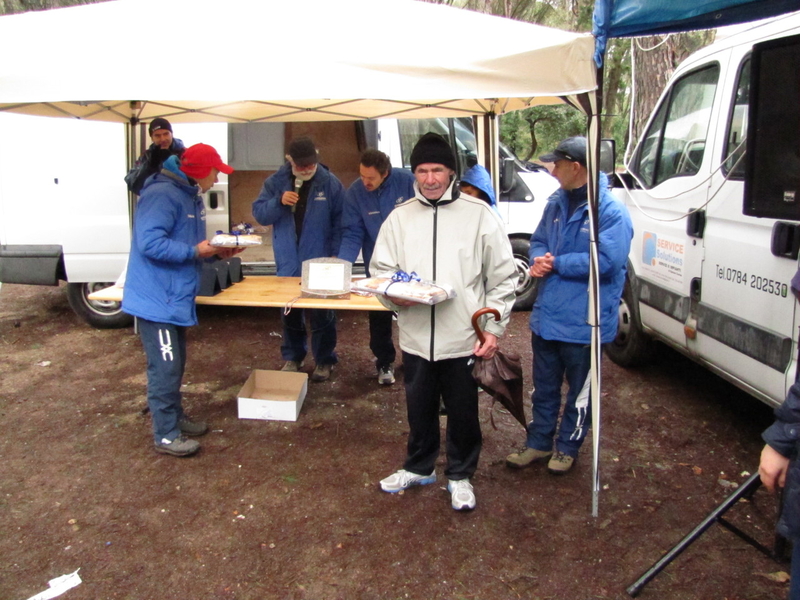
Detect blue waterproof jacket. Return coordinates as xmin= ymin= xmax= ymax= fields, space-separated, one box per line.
xmin=338 ymin=167 xmax=415 ymax=274
xmin=763 ymin=382 xmax=800 ymax=541
xmin=252 ymin=162 xmax=345 ymax=276
xmin=122 ymin=158 xmax=205 ymax=326
xmin=529 ymin=172 xmax=633 ymax=344
xmin=460 ymin=164 xmax=497 ymax=207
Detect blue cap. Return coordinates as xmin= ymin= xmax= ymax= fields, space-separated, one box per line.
xmin=539 ymin=136 xmax=587 ymax=166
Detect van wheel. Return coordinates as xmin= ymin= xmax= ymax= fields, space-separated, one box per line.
xmin=67 ymin=282 xmax=133 ymax=329
xmin=604 ymin=280 xmax=656 ymax=367
xmin=510 ymin=238 xmax=538 ymax=311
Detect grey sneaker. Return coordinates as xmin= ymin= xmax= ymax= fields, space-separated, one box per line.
xmin=377 ymin=364 xmax=395 ymax=385
xmin=178 ymin=418 xmax=208 ymax=437
xmin=281 ymin=360 xmax=303 ymax=372
xmin=380 ymin=469 xmax=436 ymax=493
xmin=311 ymin=363 xmax=333 ymax=382
xmin=448 ymin=479 xmax=476 ymax=511
xmin=548 ymin=451 xmax=575 ymax=475
xmin=505 ymin=447 xmax=552 ymax=469
xmin=154 ymin=435 xmax=200 ymax=457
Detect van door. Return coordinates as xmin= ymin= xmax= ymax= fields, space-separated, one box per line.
xmin=694 ymin=49 xmax=799 ymax=406
xmin=623 ymin=61 xmax=721 ymax=353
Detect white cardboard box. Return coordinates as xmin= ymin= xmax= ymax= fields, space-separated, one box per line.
xmin=237 ymin=370 xmax=308 ymax=421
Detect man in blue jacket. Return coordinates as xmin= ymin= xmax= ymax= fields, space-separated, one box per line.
xmin=760 ymin=270 xmax=800 ymax=600
xmin=338 ymin=149 xmax=415 ymax=385
xmin=252 ymin=137 xmax=345 ymax=382
xmin=123 ymin=143 xmax=242 ymax=457
xmin=506 ymin=136 xmax=633 ymax=475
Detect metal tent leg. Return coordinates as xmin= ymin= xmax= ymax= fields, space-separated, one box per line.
xmin=626 ymin=472 xmax=786 ymax=597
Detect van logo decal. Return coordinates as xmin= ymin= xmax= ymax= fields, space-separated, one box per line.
xmin=641 ymin=231 xmax=685 ymax=286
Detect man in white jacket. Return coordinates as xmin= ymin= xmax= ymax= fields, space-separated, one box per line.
xmin=370 ymin=133 xmax=517 ymax=511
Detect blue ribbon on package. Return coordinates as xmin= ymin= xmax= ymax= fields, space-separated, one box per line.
xmin=392 ymin=270 xmax=420 ymax=283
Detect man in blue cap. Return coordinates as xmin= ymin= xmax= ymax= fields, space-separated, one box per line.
xmin=506 ymin=136 xmax=633 ymax=475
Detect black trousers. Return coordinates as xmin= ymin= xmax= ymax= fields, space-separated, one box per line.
xmin=402 ymin=351 xmax=481 ymax=480
xmin=369 ymin=310 xmax=396 ymax=368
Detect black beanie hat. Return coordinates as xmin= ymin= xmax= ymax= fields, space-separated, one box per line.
xmin=410 ymin=132 xmax=456 ymax=172
xmin=148 ymin=117 xmax=172 ymax=135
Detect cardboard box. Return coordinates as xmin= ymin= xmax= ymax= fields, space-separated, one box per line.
xmin=237 ymin=370 xmax=308 ymax=421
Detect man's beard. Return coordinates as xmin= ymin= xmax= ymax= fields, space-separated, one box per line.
xmin=292 ymin=165 xmax=317 ymax=181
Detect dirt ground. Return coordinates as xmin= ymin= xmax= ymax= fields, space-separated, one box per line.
xmin=0 ymin=281 xmax=791 ymax=600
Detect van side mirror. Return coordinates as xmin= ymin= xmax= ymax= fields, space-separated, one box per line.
xmin=500 ymin=157 xmax=516 ymax=194
xmin=599 ymin=139 xmax=616 ymax=174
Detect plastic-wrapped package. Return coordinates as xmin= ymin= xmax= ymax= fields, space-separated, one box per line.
xmin=351 ymin=271 xmax=456 ymax=305
xmin=210 ymin=222 xmax=264 ymax=247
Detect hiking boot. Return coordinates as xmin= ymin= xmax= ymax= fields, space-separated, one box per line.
xmin=548 ymin=451 xmax=575 ymax=475
xmin=311 ymin=363 xmax=333 ymax=382
xmin=281 ymin=360 xmax=303 ymax=372
xmin=154 ymin=435 xmax=200 ymax=457
xmin=380 ymin=469 xmax=436 ymax=493
xmin=448 ymin=479 xmax=476 ymax=511
xmin=178 ymin=417 xmax=208 ymax=437
xmin=377 ymin=364 xmax=395 ymax=385
xmin=505 ymin=447 xmax=552 ymax=469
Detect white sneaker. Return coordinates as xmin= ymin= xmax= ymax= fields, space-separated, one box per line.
xmin=447 ymin=479 xmax=476 ymax=511
xmin=380 ymin=469 xmax=436 ymax=493
xmin=377 ymin=364 xmax=395 ymax=385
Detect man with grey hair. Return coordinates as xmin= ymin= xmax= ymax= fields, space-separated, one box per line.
xmin=371 ymin=132 xmax=517 ymax=511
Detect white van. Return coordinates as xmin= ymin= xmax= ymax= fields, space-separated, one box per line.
xmin=605 ymin=13 xmax=800 ymax=407
xmin=0 ymin=114 xmax=229 ymax=328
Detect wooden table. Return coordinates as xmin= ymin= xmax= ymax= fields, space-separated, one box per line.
xmin=88 ymin=276 xmax=388 ymax=311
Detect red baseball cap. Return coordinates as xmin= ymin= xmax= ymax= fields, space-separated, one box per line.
xmin=180 ymin=143 xmax=233 ymax=179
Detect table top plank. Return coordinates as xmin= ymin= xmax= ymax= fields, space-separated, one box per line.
xmin=87 ymin=276 xmax=387 ymax=311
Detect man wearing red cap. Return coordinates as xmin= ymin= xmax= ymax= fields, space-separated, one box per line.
xmin=124 ymin=117 xmax=185 ymax=195
xmin=123 ymin=143 xmax=242 ymax=457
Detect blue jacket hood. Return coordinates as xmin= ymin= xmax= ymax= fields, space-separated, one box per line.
xmin=460 ymin=164 xmax=496 ymax=206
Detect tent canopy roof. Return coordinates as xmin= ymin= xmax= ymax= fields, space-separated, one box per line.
xmin=0 ymin=0 xmax=597 ymax=124
xmin=591 ymin=0 xmax=800 ymax=66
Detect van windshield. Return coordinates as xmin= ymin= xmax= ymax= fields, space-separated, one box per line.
xmin=632 ymin=64 xmax=719 ymax=187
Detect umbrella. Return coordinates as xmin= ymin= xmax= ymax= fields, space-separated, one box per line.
xmin=471 ymin=307 xmax=526 ymax=430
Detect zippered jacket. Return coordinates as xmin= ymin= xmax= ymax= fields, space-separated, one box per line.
xmin=122 ymin=166 xmax=205 ymax=326
xmin=370 ymin=181 xmax=517 ymax=361
xmin=529 ymin=172 xmax=633 ymax=344
xmin=124 ymin=138 xmax=185 ymax=195
xmin=252 ymin=162 xmax=345 ymax=276
xmin=338 ymin=167 xmax=415 ymax=273
xmin=762 ymin=382 xmax=800 ymax=541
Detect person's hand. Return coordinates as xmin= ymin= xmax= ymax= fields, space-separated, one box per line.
xmin=215 ymin=246 xmax=246 ymax=260
xmin=474 ymin=332 xmax=498 ymax=359
xmin=196 ymin=240 xmax=219 ymax=259
xmin=282 ymin=191 xmax=299 ymax=208
xmin=196 ymin=241 xmax=246 ymax=260
xmin=529 ymin=252 xmax=554 ymax=278
xmin=759 ymin=444 xmax=790 ymax=493
xmin=390 ymin=297 xmax=423 ymax=307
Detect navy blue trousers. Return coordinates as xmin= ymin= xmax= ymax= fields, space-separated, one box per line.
xmin=138 ymin=319 xmax=188 ymax=444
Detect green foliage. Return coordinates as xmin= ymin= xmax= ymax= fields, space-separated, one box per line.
xmin=500 ymin=105 xmax=586 ymax=164
xmin=0 ymin=0 xmax=108 ymax=16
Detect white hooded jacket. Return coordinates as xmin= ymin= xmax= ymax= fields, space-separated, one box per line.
xmin=370 ymin=180 xmax=517 ymax=361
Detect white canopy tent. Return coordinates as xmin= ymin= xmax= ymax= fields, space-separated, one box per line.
xmin=0 ymin=0 xmax=596 ymax=124
xmin=0 ymin=0 xmax=609 ymax=514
